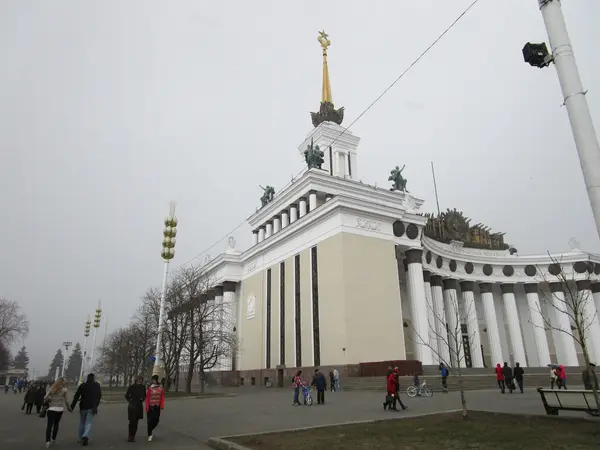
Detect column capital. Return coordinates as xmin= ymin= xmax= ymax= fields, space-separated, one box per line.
xmin=423 ymin=270 xmax=431 ymax=283
xmin=549 ymin=282 xmax=563 ymax=293
xmin=280 ymin=210 xmax=289 ymax=216
xmin=223 ymin=281 xmax=236 ymax=293
xmin=290 ymin=203 xmax=298 ymax=208
xmin=272 ymin=214 xmax=281 ymax=220
xmin=325 ymin=193 xmax=334 ymax=200
xmin=430 ymin=275 xmax=442 ymax=287
xmin=443 ymin=279 xmax=458 ymax=291
xmin=500 ymin=284 xmax=515 ymax=295
xmin=299 ymin=196 xmax=307 ymax=202
xmin=460 ymin=281 xmax=474 ymax=292
xmin=524 ymin=283 xmax=538 ymax=294
xmin=479 ymin=283 xmax=493 ymax=294
xmin=252 ymin=230 xmax=259 ymax=235
xmin=405 ymin=248 xmax=423 ymax=265
xmin=593 ymin=283 xmax=600 ymax=294
xmin=215 ymin=285 xmax=224 ymax=297
xmin=576 ymin=279 xmax=592 ymax=291
xmin=308 ymin=189 xmax=317 ymax=195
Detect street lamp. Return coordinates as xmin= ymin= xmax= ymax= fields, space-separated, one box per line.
xmin=61 ymin=341 xmax=72 ymax=379
xmin=89 ymin=301 xmax=102 ymax=372
xmin=524 ymin=0 xmax=600 ymax=239
xmin=152 ymin=201 xmax=178 ymax=377
xmin=79 ymin=316 xmax=92 ymax=384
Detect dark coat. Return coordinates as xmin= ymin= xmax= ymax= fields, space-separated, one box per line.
xmin=24 ymin=386 xmax=37 ymax=403
xmin=71 ymin=380 xmax=102 ymax=411
xmin=35 ymin=386 xmax=46 ymax=405
xmin=311 ymin=372 xmax=327 ymax=391
xmin=125 ymin=383 xmax=146 ymax=421
xmin=513 ymin=366 xmax=524 ymax=381
xmin=502 ymin=365 xmax=513 ymax=380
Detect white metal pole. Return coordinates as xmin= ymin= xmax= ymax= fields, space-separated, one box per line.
xmin=89 ymin=327 xmax=98 ymax=372
xmin=79 ymin=334 xmax=89 ymax=384
xmin=54 ymin=366 xmax=60 ymax=381
xmin=152 ymin=260 xmax=171 ymax=377
xmin=539 ymin=0 xmax=600 ymax=238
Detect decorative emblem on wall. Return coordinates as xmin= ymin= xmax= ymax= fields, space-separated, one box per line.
xmin=247 ymin=295 xmax=256 ymax=319
xmin=356 ymin=217 xmax=381 ymax=231
xmin=245 ymin=260 xmax=257 ymax=273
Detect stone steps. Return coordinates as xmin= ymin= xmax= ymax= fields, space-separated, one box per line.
xmin=341 ymin=374 xmax=555 ymax=392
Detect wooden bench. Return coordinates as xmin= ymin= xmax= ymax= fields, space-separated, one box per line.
xmin=537 ymin=388 xmax=599 ymax=417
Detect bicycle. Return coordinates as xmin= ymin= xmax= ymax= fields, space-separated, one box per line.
xmin=407 ymin=380 xmax=433 ymax=398
xmin=302 ymin=385 xmax=313 ymax=406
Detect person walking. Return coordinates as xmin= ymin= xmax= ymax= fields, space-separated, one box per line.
xmin=71 ymin=373 xmax=102 ymax=446
xmin=513 ymin=363 xmax=524 ymax=393
xmin=550 ymin=366 xmax=557 ymax=389
xmin=311 ymin=369 xmax=326 ymax=405
xmin=439 ymin=363 xmax=449 ymax=393
xmin=393 ymin=367 xmax=408 ymax=411
xmin=125 ymin=375 xmax=146 ymax=442
xmin=333 ymin=368 xmax=340 ymax=392
xmin=495 ymin=363 xmax=505 ymax=393
xmin=24 ymin=383 xmax=38 ymax=414
xmin=145 ymin=375 xmax=165 ymax=442
xmin=43 ymin=378 xmax=72 ymax=448
xmin=502 ymin=362 xmax=514 ymax=394
xmin=329 ymin=371 xmax=335 ymax=392
xmin=557 ymin=365 xmax=567 ymax=389
xmin=383 ymin=367 xmax=397 ymax=411
xmin=36 ymin=383 xmax=47 ymax=414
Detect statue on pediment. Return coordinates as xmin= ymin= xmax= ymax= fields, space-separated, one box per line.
xmin=389 ymin=165 xmax=408 ymax=192
xmin=259 ymin=185 xmax=275 ymax=207
xmin=304 ymin=138 xmax=325 ymax=169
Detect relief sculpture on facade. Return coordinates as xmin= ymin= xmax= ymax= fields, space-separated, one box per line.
xmin=356 ymin=217 xmax=381 ymax=231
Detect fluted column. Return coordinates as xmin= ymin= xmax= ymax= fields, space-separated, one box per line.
xmin=593 ymin=284 xmax=600 ymax=325
xmin=258 ymin=227 xmax=265 ymax=243
xmin=214 ymin=285 xmax=224 ymax=340
xmin=460 ymin=282 xmax=484 ymax=368
xmin=430 ymin=276 xmax=450 ymax=364
xmin=524 ymin=284 xmax=552 ymax=367
xmin=480 ymin=283 xmax=504 ymax=366
xmin=308 ymin=190 xmax=317 ymax=211
xmin=548 ymin=282 xmax=579 ymax=366
xmin=299 ymin=197 xmax=307 ymax=218
xmin=281 ymin=210 xmax=289 ymax=229
xmin=405 ymin=250 xmax=434 ymax=365
xmin=222 ymin=281 xmax=237 ymax=371
xmin=443 ymin=279 xmax=463 ymax=367
xmin=265 ymin=221 xmax=273 ymax=238
xmin=423 ymin=271 xmax=436 ymax=353
xmin=500 ymin=284 xmax=527 ymax=367
xmin=273 ymin=215 xmax=281 ymax=233
xmin=577 ymin=280 xmax=600 ymax=365
xmin=252 ymin=230 xmax=258 ymax=246
xmin=289 ymin=204 xmax=298 ymax=223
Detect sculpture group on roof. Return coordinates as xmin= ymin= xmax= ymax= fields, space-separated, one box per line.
xmin=389 ymin=165 xmax=408 ymax=192
xmin=304 ymin=139 xmax=325 ymax=170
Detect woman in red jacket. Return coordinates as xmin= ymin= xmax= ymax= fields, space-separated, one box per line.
xmin=383 ymin=368 xmax=399 ymax=411
xmin=145 ymin=375 xmax=165 ymax=442
xmin=495 ymin=363 xmax=505 ymax=393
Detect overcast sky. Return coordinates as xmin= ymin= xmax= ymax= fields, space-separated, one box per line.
xmin=1 ymin=0 xmax=599 ymax=376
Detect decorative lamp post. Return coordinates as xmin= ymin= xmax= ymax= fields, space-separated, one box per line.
xmin=152 ymin=201 xmax=178 ymax=377
xmin=89 ymin=301 xmax=102 ymax=372
xmin=79 ymin=316 xmax=92 ymax=384
xmin=61 ymin=341 xmax=72 ymax=379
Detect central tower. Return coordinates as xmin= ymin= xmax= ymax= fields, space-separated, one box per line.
xmin=300 ymin=31 xmax=360 ymax=180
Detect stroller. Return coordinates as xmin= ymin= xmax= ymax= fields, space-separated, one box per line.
xmin=302 ymin=385 xmax=313 ymax=406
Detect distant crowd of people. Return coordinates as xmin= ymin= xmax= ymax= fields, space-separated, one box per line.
xmin=9 ymin=373 xmax=167 ymax=447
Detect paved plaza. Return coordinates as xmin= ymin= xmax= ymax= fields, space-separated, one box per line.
xmin=0 ymin=385 xmax=590 ymax=449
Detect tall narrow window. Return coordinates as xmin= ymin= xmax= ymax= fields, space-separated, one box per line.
xmin=347 ymin=154 xmax=352 ymax=177
xmin=294 ymin=254 xmax=302 ymax=367
xmin=266 ymin=269 xmax=272 ymax=369
xmin=279 ymin=261 xmax=285 ymax=366
xmin=311 ymin=246 xmax=321 ymax=366
xmin=329 ymin=147 xmax=333 ymax=176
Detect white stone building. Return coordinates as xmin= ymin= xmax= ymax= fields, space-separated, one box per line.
xmin=193 ymin=33 xmax=600 ymax=385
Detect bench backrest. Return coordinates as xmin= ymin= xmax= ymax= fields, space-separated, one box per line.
xmin=538 ymin=388 xmax=599 ymax=411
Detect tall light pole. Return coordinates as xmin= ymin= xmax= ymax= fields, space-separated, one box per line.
xmin=152 ymin=201 xmax=178 ymax=377
xmin=79 ymin=316 xmax=92 ymax=384
xmin=524 ymin=0 xmax=600 ymax=238
xmin=61 ymin=341 xmax=72 ymax=379
xmin=89 ymin=302 xmax=102 ymax=372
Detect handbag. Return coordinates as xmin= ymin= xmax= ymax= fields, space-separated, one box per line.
xmin=39 ymin=402 xmax=49 ymax=418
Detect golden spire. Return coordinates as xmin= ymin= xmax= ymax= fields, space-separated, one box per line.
xmin=318 ymin=30 xmax=332 ymax=104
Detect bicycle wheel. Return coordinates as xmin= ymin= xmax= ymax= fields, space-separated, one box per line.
xmin=306 ymin=394 xmax=313 ymax=406
xmin=423 ymin=387 xmax=433 ymax=397
xmin=406 ymin=386 xmax=417 ymax=398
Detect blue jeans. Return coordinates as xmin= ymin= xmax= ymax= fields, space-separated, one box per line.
xmin=78 ymin=409 xmax=94 ymax=439
xmin=293 ymin=387 xmax=299 ymax=404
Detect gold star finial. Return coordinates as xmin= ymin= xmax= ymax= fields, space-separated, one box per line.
xmin=318 ymin=30 xmax=330 ymax=52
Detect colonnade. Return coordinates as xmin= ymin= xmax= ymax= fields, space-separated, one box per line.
xmin=405 ymin=249 xmax=600 ymax=367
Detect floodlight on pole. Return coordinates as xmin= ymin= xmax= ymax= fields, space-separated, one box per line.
xmin=89 ymin=301 xmax=102 ymax=372
xmin=524 ymin=0 xmax=600 ymax=239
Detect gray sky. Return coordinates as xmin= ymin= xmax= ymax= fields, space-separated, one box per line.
xmin=1 ymin=0 xmax=599 ymax=376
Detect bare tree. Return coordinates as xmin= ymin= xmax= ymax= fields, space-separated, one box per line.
xmin=411 ymin=285 xmax=473 ymax=419
xmin=535 ymin=256 xmax=600 ymax=412
xmin=0 ymin=298 xmax=29 ymax=345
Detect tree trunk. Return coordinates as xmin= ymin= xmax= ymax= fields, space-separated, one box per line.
xmin=457 ymin=367 xmax=468 ymax=419
xmin=199 ymin=369 xmax=206 ymax=394
xmin=580 ymin=342 xmax=600 ymax=412
xmin=185 ymin=361 xmax=194 ymax=394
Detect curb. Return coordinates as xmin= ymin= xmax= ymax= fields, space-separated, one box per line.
xmin=205 ymin=409 xmax=462 ymax=450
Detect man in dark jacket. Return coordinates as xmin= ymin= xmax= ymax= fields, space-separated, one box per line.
xmin=502 ymin=362 xmax=514 ymax=394
xmin=71 ymin=373 xmax=102 ymax=446
xmin=311 ymin=369 xmax=327 ymax=405
xmin=513 ymin=363 xmax=524 ymax=393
